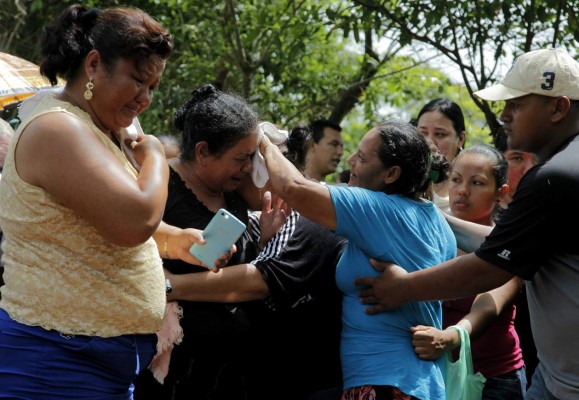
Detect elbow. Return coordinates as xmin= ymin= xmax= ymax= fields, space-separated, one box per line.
xmin=471 ymin=294 xmax=502 ymax=318
xmin=106 ymin=233 xmax=151 ymax=248
xmin=224 ymin=269 xmax=271 ymax=302
xmin=253 ymin=284 xmax=271 ymax=299
xmin=478 ymin=304 xmax=501 ymax=318
xmin=116 ymin=202 xmax=164 ymax=246
xmin=87 ymin=196 xmax=165 ymax=247
xmin=223 ymin=283 xmax=270 ymax=303
xmin=249 ymin=273 xmax=271 ymax=299
xmin=102 ymin=219 xmax=161 ymax=247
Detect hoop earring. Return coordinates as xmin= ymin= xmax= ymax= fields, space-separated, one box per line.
xmin=84 ymin=77 xmax=94 ymax=101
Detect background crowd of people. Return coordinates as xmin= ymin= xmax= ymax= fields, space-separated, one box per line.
xmin=0 ymin=4 xmax=576 ymax=400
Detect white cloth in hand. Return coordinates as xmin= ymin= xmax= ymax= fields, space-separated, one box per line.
xmin=252 ymin=122 xmax=288 ymax=188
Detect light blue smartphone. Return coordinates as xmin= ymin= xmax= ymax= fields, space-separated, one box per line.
xmin=189 ymin=209 xmax=246 ymax=267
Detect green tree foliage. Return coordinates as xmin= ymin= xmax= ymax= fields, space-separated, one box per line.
xmin=1 ymin=0 xmax=578 ymax=156
xmin=347 ymin=0 xmax=579 ymax=141
xmin=148 ymin=0 xmax=360 ymax=130
xmin=1 ymin=0 xmax=460 ymax=136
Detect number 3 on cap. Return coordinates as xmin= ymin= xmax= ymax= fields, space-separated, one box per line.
xmin=541 ymin=72 xmax=555 ymax=90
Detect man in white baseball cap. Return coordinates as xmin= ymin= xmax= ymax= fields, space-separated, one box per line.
xmin=474 ymin=48 xmax=579 ymax=101
xmin=354 ymin=48 xmax=579 ymax=399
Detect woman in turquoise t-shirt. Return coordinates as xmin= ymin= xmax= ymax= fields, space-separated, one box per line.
xmin=260 ymin=120 xmax=456 ymax=400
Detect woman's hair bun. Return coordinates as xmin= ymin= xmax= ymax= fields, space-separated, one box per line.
xmin=174 ymin=84 xmax=219 ymax=131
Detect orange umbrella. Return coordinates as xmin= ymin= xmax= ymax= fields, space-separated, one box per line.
xmin=0 ymin=52 xmax=62 ymax=111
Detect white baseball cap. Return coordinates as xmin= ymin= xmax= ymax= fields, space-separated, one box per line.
xmin=474 ymin=48 xmax=579 ymax=101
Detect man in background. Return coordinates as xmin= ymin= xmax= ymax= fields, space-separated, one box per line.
xmin=305 ymin=119 xmax=343 ymax=182
xmin=494 ymin=130 xmax=538 ymax=209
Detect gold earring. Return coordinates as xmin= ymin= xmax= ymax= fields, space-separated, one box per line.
xmin=84 ymin=77 xmax=94 ymax=101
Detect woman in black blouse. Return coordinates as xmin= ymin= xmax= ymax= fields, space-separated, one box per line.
xmin=134 ymin=84 xmax=261 ymax=400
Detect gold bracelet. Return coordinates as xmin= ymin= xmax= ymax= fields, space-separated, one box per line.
xmin=163 ymin=234 xmax=170 ymax=259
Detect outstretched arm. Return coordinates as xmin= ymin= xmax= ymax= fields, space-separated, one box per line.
xmin=411 ymin=277 xmax=523 ymax=360
xmin=260 ymin=137 xmax=336 ymax=230
xmin=355 ymin=253 xmax=515 ymax=314
xmin=166 ymin=264 xmax=269 ymax=303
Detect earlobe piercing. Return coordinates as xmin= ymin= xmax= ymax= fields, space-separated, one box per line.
xmin=84 ymin=77 xmax=94 ymax=100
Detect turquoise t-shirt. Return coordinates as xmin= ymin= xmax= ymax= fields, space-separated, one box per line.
xmin=328 ymin=185 xmax=456 ymax=400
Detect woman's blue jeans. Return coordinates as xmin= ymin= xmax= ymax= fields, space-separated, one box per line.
xmin=482 ymin=366 xmax=527 ymax=400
